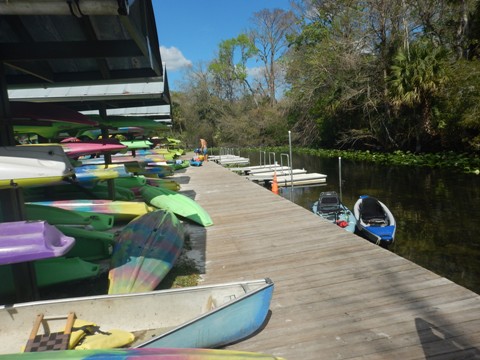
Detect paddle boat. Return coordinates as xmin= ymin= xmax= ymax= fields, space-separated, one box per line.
xmin=353 ymin=195 xmax=396 ymax=247
xmin=311 ymin=191 xmax=356 ymax=233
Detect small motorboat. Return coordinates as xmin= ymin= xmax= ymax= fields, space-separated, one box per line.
xmin=312 ymin=191 xmax=356 ymax=233
xmin=353 ymin=195 xmax=396 ymax=247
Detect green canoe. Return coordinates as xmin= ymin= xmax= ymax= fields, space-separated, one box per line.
xmin=139 ymin=185 xmax=213 ymax=227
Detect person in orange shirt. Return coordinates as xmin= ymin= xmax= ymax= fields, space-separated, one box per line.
xmin=200 ymin=138 xmax=208 ymax=162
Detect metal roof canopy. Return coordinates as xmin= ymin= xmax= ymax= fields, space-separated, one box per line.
xmin=0 ymin=0 xmax=163 ymax=88
xmin=7 ymin=75 xmax=171 ymax=112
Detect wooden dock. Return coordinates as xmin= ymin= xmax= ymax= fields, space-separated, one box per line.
xmin=172 ymin=159 xmax=480 ymax=359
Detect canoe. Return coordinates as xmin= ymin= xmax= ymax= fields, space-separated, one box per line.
xmin=0 ymin=145 xmax=74 ymax=189
xmin=140 ymin=185 xmax=213 ymax=227
xmin=108 ymin=210 xmax=184 ymax=294
xmin=29 ymin=200 xmax=153 ymax=222
xmin=0 ymin=278 xmax=274 ymax=354
xmin=25 ymin=204 xmax=115 ymax=231
xmin=311 ymin=191 xmax=356 ymax=233
xmin=0 ymin=220 xmax=75 ymax=265
xmin=353 ymin=195 xmax=396 ymax=247
xmin=0 ymin=348 xmax=285 ymax=359
xmin=56 ymin=226 xmax=114 ymax=261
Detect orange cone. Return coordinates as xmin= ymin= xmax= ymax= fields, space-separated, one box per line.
xmin=272 ymin=170 xmax=279 ymax=195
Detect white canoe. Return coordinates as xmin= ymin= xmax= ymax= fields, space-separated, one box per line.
xmin=0 ymin=278 xmax=274 ymax=355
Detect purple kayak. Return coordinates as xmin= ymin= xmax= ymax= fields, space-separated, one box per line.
xmin=0 ymin=220 xmax=75 ymax=265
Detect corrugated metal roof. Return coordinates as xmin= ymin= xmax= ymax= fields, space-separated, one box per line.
xmin=0 ymin=0 xmax=163 ymax=87
xmin=81 ymin=104 xmax=171 ymax=119
xmin=8 ymin=80 xmax=166 ymax=102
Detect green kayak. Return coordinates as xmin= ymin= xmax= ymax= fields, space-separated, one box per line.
xmin=57 ymin=225 xmax=115 ymax=261
xmin=139 ymin=185 xmax=213 ymax=227
xmin=25 ymin=203 xmax=114 ymax=230
xmin=0 ymin=257 xmax=99 ymax=297
xmin=23 ymin=183 xmax=135 ymax=202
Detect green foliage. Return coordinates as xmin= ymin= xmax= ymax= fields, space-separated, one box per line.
xmin=172 ymin=0 xmax=480 ymax=156
xmin=258 ymin=146 xmax=480 ymax=175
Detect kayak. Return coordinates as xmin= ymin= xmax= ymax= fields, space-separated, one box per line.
xmin=25 ymin=203 xmax=115 ymax=231
xmin=140 ymin=185 xmax=213 ymax=227
xmin=0 ymin=145 xmax=74 ymax=189
xmin=108 ymin=210 xmax=184 ymax=294
xmin=29 ymin=200 xmax=154 ymax=222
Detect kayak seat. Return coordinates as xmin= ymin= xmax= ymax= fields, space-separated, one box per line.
xmin=318 ymin=192 xmax=341 ymax=213
xmin=360 ymin=197 xmax=387 ymax=225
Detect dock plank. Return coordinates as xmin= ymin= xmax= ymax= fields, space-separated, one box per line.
xmin=172 ymin=159 xmax=480 ymax=359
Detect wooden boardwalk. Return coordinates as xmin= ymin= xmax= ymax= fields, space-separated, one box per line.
xmin=172 ymin=159 xmax=480 ymax=359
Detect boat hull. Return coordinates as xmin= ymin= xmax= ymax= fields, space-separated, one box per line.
xmin=108 ymin=210 xmax=184 ymax=294
xmin=140 ymin=185 xmax=213 ymax=227
xmin=353 ymin=195 xmax=396 ymax=247
xmin=312 ymin=201 xmax=356 ymax=233
xmin=0 ymin=279 xmax=274 ymax=355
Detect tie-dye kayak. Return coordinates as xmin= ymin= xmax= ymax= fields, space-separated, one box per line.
xmin=29 ymin=200 xmax=153 ymax=222
xmin=0 ymin=348 xmax=285 ymax=359
xmin=108 ymin=210 xmax=184 ymax=294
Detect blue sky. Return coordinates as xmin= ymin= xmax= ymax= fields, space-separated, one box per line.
xmin=152 ymin=1 xmax=293 ymax=90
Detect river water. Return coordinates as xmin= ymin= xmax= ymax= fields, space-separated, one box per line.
xmin=243 ymin=150 xmax=480 ymax=295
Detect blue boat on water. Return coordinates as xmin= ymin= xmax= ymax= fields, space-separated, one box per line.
xmin=353 ymin=195 xmax=396 ymax=248
xmin=312 ymin=191 xmax=356 ymax=233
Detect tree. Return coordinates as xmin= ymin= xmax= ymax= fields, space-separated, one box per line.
xmin=388 ymin=38 xmax=450 ymax=151
xmin=249 ymin=8 xmax=297 ymax=105
xmin=208 ymin=34 xmax=257 ymax=101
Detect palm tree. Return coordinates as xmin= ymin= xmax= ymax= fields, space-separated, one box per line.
xmin=389 ymin=39 xmax=449 ymax=151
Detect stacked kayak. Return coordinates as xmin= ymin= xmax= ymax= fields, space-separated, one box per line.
xmin=140 ymin=185 xmax=213 ymax=227
xmin=0 ymin=145 xmax=74 ymax=189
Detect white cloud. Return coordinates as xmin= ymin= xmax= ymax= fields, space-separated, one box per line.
xmin=160 ymin=46 xmax=192 ymax=71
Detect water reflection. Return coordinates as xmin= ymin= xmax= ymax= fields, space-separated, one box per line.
xmin=243 ymin=151 xmax=480 ymax=294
